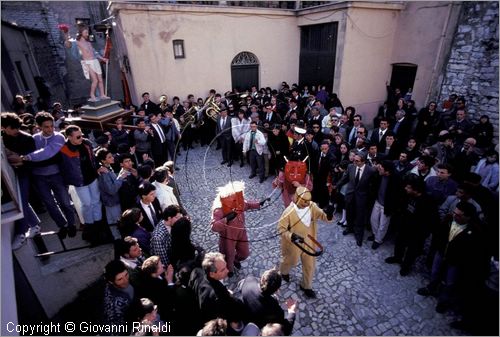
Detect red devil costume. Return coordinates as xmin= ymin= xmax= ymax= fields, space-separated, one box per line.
xmin=211 ymin=181 xmax=261 ymax=274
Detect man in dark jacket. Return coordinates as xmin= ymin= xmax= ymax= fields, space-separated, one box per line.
xmin=391 ymin=109 xmax=412 ymax=145
xmin=312 ymin=141 xmax=336 ymax=209
xmin=2 ymin=112 xmax=41 ymax=249
xmin=216 ymin=108 xmax=234 ymax=166
xmin=118 ymin=154 xmax=141 ymax=211
xmin=60 ymin=125 xmax=103 ymax=242
xmin=149 ymin=112 xmax=168 ymax=167
xmin=103 ymin=260 xmax=141 ymax=335
xmin=238 ymin=268 xmax=297 ymax=335
xmin=136 ymin=182 xmax=163 ymax=232
xmin=139 ymin=92 xmax=159 ymax=115
xmin=417 ymin=202 xmax=488 ymax=322
xmin=337 ymin=153 xmax=377 ymax=246
xmin=369 ymin=160 xmax=401 ymax=249
xmin=188 ymin=252 xmax=245 ymax=324
xmin=385 ymin=177 xmax=439 ymax=276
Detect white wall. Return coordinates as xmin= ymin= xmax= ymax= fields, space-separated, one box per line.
xmin=340 ymin=5 xmax=399 ymax=120
xmin=111 ymin=2 xmax=456 ymax=127
xmin=390 ymin=1 xmax=462 ymax=107
xmin=112 ymin=3 xmax=300 ymax=104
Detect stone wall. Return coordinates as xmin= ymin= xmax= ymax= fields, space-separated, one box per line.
xmin=1 ymin=1 xmax=122 ymax=108
xmin=438 ymin=1 xmax=499 ymax=143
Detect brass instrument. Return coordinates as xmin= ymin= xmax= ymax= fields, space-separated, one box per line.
xmin=181 ymin=96 xmax=219 ymax=127
xmin=180 ymin=105 xmax=197 ymax=126
xmin=159 ymin=95 xmax=169 ymax=112
xmin=326 ymin=116 xmax=334 ymax=128
xmin=203 ymin=95 xmax=221 ymax=122
xmin=238 ymin=93 xmax=249 ymax=106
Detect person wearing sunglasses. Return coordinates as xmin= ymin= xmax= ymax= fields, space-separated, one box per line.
xmin=60 ymin=124 xmax=105 ymax=244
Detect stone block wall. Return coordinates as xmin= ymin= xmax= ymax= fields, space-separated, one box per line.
xmin=438 ymin=1 xmax=499 ymax=143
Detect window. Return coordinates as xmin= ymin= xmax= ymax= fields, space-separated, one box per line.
xmin=173 ymin=40 xmax=185 ymax=59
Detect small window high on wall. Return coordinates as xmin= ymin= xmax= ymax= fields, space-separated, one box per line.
xmin=173 ymin=40 xmax=185 ymax=59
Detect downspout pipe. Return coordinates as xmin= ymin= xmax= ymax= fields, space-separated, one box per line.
xmin=425 ymin=2 xmax=454 ymax=104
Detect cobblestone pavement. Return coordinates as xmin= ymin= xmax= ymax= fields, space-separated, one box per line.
xmin=175 ymin=144 xmax=465 ymax=336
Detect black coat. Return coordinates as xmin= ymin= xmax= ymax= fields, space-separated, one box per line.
xmin=261 ymin=111 xmax=282 ymax=125
xmin=149 ymin=123 xmax=168 ymax=164
xmin=372 ymin=173 xmax=402 ymax=215
xmin=432 ymin=218 xmax=488 ymax=285
xmin=137 ymin=198 xmax=162 ymax=232
xmin=391 ymin=117 xmax=412 ymax=144
xmin=267 ymin=131 xmax=290 ymax=171
xmin=140 ymin=100 xmax=159 ymax=115
xmin=215 ymin=116 xmax=233 ymax=140
xmin=369 ymin=128 xmax=389 ymax=153
xmin=118 ymin=172 xmax=141 ymax=211
xmin=472 ymin=121 xmax=494 ymax=149
xmin=239 ymin=276 xmax=295 ymax=335
xmin=189 ymin=268 xmax=245 ymax=323
xmin=338 ymin=164 xmax=377 ymax=206
xmin=313 ymin=152 xmax=336 ymax=184
xmin=2 ymin=130 xmax=36 ymax=177
xmin=135 ymin=271 xmax=175 ymax=321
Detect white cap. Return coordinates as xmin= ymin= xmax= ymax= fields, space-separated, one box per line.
xmin=294 ymin=126 xmax=306 ymax=135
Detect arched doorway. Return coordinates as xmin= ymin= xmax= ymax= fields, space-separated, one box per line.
xmin=231 ymin=51 xmax=259 ymax=92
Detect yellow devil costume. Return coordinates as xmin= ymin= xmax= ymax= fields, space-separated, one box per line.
xmin=277 ymin=186 xmax=333 ymax=298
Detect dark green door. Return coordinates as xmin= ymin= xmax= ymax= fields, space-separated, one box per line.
xmin=299 ymin=22 xmax=338 ymax=93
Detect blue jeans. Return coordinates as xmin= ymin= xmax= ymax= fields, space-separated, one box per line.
xmin=16 ymin=174 xmax=41 ymax=234
xmin=33 ymin=173 xmax=75 ymax=228
xmin=104 ymin=204 xmax=121 ymax=225
xmin=74 ymin=179 xmax=102 ymax=224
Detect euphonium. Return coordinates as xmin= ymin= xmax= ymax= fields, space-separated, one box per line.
xmin=204 ymin=95 xmax=220 ymax=122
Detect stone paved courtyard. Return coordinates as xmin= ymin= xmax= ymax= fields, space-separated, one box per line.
xmin=175 ymin=144 xmax=465 ymax=336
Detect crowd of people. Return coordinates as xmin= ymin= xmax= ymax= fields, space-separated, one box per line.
xmin=2 ymin=82 xmax=498 ymax=335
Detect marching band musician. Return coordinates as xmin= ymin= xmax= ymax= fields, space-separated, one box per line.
xmin=272 ymin=124 xmax=313 ymax=207
xmin=321 ymin=108 xmax=339 ymax=135
xmin=277 ymin=186 xmax=333 ymax=299
xmin=158 ymin=95 xmax=170 ymax=114
xmin=210 ymin=181 xmax=263 ymax=277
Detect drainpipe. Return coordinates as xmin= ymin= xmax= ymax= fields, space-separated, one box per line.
xmin=425 ymin=2 xmax=454 ymax=104
xmin=23 ymin=30 xmax=41 ymax=77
